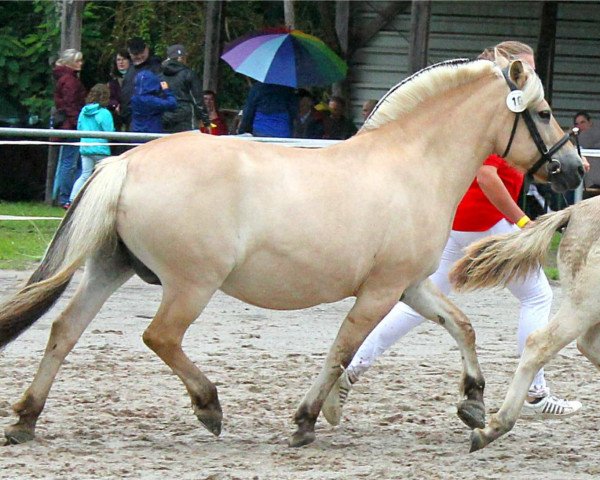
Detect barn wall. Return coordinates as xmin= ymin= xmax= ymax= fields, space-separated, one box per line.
xmin=348 ymin=1 xmax=600 ymax=128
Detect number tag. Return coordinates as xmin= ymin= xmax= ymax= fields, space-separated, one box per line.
xmin=506 ymin=90 xmax=526 ymax=113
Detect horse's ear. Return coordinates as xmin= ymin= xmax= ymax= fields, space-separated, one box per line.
xmin=509 ymin=60 xmax=527 ymax=89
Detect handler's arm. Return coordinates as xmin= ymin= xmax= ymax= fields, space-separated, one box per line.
xmin=477 ymin=165 xmax=527 ymax=225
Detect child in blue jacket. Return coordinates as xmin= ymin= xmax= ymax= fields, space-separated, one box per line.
xmin=131 ymin=70 xmax=177 ymax=133
xmin=69 ymin=83 xmax=115 ymax=206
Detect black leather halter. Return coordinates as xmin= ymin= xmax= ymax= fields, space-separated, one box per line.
xmin=501 ymin=70 xmax=570 ymax=177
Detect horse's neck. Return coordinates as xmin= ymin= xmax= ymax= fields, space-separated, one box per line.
xmin=384 ymin=80 xmax=501 ymax=196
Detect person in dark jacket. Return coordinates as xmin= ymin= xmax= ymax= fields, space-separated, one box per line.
xmin=293 ymin=90 xmax=325 ymax=139
xmin=323 ymin=96 xmax=357 ymax=140
xmin=52 ymin=48 xmax=87 ymax=208
xmin=238 ymin=81 xmax=298 ymax=138
xmin=120 ymin=37 xmax=162 ymax=130
xmin=107 ymin=48 xmax=131 ymax=132
xmin=160 ymin=44 xmax=204 ymax=133
xmin=130 ymin=70 xmax=177 ymax=134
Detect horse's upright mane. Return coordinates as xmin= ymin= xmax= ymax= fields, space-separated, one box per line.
xmin=361 ymin=58 xmax=543 ymax=132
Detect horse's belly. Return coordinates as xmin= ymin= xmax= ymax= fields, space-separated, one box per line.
xmin=220 ymin=262 xmax=356 ymax=310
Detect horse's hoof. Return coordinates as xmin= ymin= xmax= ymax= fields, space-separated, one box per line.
xmin=288 ymin=429 xmax=316 ymax=448
xmin=193 ymin=405 xmax=223 ymax=437
xmin=457 ymin=399 xmax=486 ymax=429
xmin=469 ymin=428 xmax=488 ymax=452
xmin=4 ymin=425 xmax=35 ymax=445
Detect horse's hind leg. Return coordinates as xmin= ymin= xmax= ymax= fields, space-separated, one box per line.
xmin=470 ymin=303 xmax=585 ymax=452
xmin=401 ymin=280 xmax=486 ymax=430
xmin=5 ymin=248 xmax=133 ymax=444
xmin=141 ymin=283 xmax=222 ymax=436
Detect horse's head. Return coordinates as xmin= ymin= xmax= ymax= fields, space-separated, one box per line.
xmin=497 ymin=59 xmax=584 ymax=193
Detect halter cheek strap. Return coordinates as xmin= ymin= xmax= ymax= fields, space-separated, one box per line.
xmin=501 ymin=70 xmax=570 ymax=177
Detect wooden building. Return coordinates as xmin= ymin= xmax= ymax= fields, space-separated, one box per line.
xmin=345 ymin=1 xmax=600 ymax=128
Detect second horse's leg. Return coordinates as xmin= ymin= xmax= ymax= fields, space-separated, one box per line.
xmin=470 ymin=302 xmax=586 ymax=452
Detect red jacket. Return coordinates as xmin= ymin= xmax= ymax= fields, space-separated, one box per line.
xmin=452 ymin=154 xmax=524 ymax=231
xmin=53 ymin=65 xmax=86 ymax=131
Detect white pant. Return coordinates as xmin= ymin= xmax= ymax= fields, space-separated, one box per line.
xmin=348 ymin=219 xmax=551 ymax=393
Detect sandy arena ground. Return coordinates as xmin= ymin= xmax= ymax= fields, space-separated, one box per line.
xmin=0 ymin=269 xmax=597 ymax=479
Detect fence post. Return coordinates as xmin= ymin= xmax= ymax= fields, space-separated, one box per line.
xmin=44 ymin=145 xmax=58 ymax=205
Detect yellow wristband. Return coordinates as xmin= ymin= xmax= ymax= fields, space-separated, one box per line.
xmin=516 ymin=215 xmax=531 ymax=228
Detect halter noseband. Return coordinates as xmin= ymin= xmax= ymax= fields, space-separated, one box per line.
xmin=501 ymin=70 xmax=570 ymax=177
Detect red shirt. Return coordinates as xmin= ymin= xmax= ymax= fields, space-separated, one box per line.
xmin=452 ymin=154 xmax=524 ymax=231
xmin=200 ymin=115 xmax=228 ymax=135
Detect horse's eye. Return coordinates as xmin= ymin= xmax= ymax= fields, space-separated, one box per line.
xmin=539 ymin=110 xmax=551 ymax=120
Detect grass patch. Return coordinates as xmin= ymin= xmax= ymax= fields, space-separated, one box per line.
xmin=544 ymin=231 xmax=562 ymax=281
xmin=0 ymin=201 xmax=64 ymax=270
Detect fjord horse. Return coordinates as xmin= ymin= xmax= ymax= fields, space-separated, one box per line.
xmin=451 ymin=195 xmax=600 ymax=452
xmin=0 ymin=58 xmax=583 ymax=447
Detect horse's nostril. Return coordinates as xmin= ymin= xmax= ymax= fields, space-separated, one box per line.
xmin=578 ymin=165 xmax=585 ymax=176
xmin=548 ymin=160 xmax=562 ymax=175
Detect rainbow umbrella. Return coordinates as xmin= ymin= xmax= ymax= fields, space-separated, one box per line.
xmin=221 ymin=28 xmax=347 ymax=88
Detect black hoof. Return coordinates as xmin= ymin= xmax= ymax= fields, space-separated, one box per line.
xmin=457 ymin=399 xmax=486 ymax=429
xmin=469 ymin=429 xmax=487 ymax=452
xmin=193 ymin=404 xmax=223 ymax=437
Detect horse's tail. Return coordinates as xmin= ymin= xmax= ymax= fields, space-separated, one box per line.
xmin=450 ymin=207 xmax=573 ymax=291
xmin=0 ymin=156 xmax=129 ymax=348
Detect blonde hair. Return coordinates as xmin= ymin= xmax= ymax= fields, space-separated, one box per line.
xmin=479 ymin=41 xmax=534 ymax=63
xmin=56 ymin=48 xmax=83 ymax=68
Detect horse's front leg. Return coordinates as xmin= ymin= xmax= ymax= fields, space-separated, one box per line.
xmin=402 ymin=280 xmax=486 ymax=430
xmin=289 ymin=290 xmax=398 ymax=447
xmin=471 ymin=303 xmax=585 ymax=452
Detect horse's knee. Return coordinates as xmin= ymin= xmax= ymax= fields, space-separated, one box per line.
xmin=142 ymin=328 xmax=173 ymax=355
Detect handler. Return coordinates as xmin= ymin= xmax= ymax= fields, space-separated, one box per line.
xmin=323 ymin=40 xmax=586 ymax=425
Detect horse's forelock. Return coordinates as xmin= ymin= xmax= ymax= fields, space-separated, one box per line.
xmin=521 ymin=64 xmax=545 ymax=108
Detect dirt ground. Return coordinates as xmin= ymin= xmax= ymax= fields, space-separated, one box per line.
xmin=0 ymin=269 xmax=597 ymax=479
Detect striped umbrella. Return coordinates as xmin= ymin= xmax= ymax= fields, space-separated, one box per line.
xmin=221 ymin=28 xmax=347 ymax=88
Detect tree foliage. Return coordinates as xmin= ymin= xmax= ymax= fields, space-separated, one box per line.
xmin=1 ymin=1 xmax=337 ymax=118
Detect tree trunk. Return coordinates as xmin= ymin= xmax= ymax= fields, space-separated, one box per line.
xmin=284 ymin=0 xmax=295 ymax=29
xmin=60 ymin=0 xmax=83 ymax=51
xmin=203 ymin=0 xmax=224 ymax=92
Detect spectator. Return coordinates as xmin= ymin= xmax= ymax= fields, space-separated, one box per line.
xmin=130 ymin=70 xmax=177 ymax=134
xmin=361 ymin=99 xmax=378 ymax=122
xmin=574 ymin=111 xmax=592 ymax=132
xmin=160 ymin=44 xmax=205 ymax=133
xmin=324 ymin=96 xmax=357 ymax=140
xmin=108 ymin=48 xmax=131 ymax=131
xmin=120 ymin=37 xmax=162 ymax=129
xmin=576 ymin=111 xmax=600 ymax=149
xmin=52 ymin=48 xmax=86 ymax=208
xmin=200 ymin=90 xmax=228 ymax=135
xmin=238 ymin=81 xmax=298 ymax=138
xmin=293 ymin=90 xmax=325 ymax=139
xmin=68 ymin=84 xmax=114 ymax=206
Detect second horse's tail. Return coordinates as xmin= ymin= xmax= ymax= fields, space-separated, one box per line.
xmin=450 ymin=208 xmax=573 ymax=291
xmin=0 ymin=156 xmax=130 ymax=348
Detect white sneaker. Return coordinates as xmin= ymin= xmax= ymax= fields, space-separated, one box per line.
xmin=322 ymin=369 xmax=353 ymax=426
xmin=521 ymin=394 xmax=582 ymax=418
